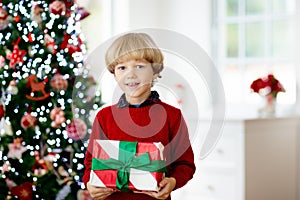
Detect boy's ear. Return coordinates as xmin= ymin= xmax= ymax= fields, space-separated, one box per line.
xmin=153 ymin=73 xmax=159 ymax=79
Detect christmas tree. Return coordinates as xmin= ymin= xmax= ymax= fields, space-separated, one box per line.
xmin=0 ymin=0 xmax=102 ymax=199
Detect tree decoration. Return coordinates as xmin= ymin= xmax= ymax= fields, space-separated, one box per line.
xmin=49 ymin=0 xmax=66 ymax=16
xmin=0 ymin=0 xmax=102 ymax=198
xmin=0 ymin=55 xmax=5 ymax=68
xmin=60 ymin=34 xmax=82 ymax=55
xmin=77 ymin=7 xmax=90 ymax=21
xmin=0 ymin=104 xmax=4 ymax=120
xmin=7 ymin=138 xmax=27 ymax=159
xmin=43 ymin=152 xmax=56 ymax=171
xmin=56 ymin=184 xmax=71 ymax=200
xmin=0 ymin=7 xmax=9 ymax=31
xmin=63 ymin=0 xmax=74 ymax=10
xmin=5 ymin=178 xmax=17 ymax=190
xmin=66 ymin=118 xmax=87 ymax=141
xmin=44 ymin=34 xmax=56 ymax=54
xmin=27 ymin=33 xmax=34 ymax=43
xmin=63 ymin=0 xmax=75 ymax=17
xmin=11 ymin=182 xmax=33 ymax=200
xmin=50 ymin=73 xmax=68 ymax=91
xmin=1 ymin=119 xmax=13 ymax=136
xmin=26 ymin=74 xmax=50 ymax=101
xmin=14 ymin=15 xmax=20 ymax=23
xmin=30 ymin=3 xmax=43 ymax=24
xmin=31 ymin=151 xmax=48 ymax=176
xmin=6 ymin=38 xmax=27 ymax=68
xmin=6 ymin=80 xmax=18 ymax=95
xmin=50 ymin=107 xmax=66 ymax=127
xmin=20 ymin=113 xmax=38 ymax=129
xmin=57 ymin=165 xmax=72 ymax=183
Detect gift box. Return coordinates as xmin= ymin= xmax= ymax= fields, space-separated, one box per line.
xmin=89 ymin=140 xmax=166 ymax=192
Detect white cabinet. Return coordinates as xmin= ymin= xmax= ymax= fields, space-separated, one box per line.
xmin=172 ymin=120 xmax=245 ymax=200
xmin=245 ymin=117 xmax=299 ymax=200
xmin=172 ymin=117 xmax=300 ymax=200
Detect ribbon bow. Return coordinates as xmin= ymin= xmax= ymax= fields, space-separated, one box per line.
xmin=92 ymin=141 xmax=166 ymax=192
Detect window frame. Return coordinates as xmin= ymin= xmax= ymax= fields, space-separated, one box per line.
xmin=212 ymin=0 xmax=297 ymax=105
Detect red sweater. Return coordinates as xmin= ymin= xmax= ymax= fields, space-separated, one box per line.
xmin=82 ymin=100 xmax=195 ymax=200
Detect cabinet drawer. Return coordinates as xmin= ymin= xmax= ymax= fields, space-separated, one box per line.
xmin=172 ymin=164 xmax=239 ymax=200
xmin=197 ymin=169 xmax=238 ymax=200
xmin=202 ymin=134 xmax=238 ymax=166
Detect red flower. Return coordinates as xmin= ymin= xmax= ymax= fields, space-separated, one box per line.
xmin=250 ymin=78 xmax=265 ymax=93
xmin=250 ymin=74 xmax=285 ymax=98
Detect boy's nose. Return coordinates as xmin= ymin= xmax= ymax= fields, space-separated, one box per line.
xmin=125 ymin=68 xmax=137 ymax=78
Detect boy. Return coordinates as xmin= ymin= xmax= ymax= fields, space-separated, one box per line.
xmin=82 ymin=32 xmax=195 ymax=200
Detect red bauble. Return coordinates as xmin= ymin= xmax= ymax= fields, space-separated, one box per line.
xmin=49 ymin=0 xmax=66 ymax=15
xmin=50 ymin=73 xmax=68 ymax=90
xmin=21 ymin=114 xmax=38 ymax=129
xmin=66 ymin=118 xmax=87 ymax=141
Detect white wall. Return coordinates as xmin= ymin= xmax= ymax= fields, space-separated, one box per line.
xmin=80 ymin=1 xmax=216 ymax=120
xmin=111 ymin=0 xmax=211 ymax=55
xmin=80 ymin=0 xmax=211 ymax=54
xmin=296 ymin=0 xmax=300 ymax=110
xmin=110 ymin=0 xmax=214 ymax=111
xmin=79 ymin=0 xmax=112 ymax=52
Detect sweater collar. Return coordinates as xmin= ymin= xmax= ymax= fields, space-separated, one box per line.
xmin=117 ymin=91 xmax=160 ymax=108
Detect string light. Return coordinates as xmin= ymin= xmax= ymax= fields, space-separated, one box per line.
xmin=55 ymin=129 xmax=61 ymax=135
xmin=0 ymin=0 xmax=101 ymax=197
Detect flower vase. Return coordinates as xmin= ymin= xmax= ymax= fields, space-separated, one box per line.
xmin=259 ymin=94 xmax=276 ymax=116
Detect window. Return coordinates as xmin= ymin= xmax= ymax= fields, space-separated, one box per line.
xmin=212 ymin=0 xmax=296 ymax=105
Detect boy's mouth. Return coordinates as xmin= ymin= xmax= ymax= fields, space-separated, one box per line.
xmin=125 ymin=82 xmax=140 ymax=87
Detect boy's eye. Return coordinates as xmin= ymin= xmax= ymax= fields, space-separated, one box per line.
xmin=136 ymin=65 xmax=144 ymax=69
xmin=117 ymin=66 xmax=126 ymax=71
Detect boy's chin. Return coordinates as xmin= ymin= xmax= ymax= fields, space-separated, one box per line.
xmin=125 ymin=90 xmax=150 ymax=102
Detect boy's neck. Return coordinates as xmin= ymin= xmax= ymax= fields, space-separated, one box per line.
xmin=125 ymin=91 xmax=151 ymax=105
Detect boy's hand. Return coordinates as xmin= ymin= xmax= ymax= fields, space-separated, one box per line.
xmin=87 ymin=182 xmax=117 ymax=200
xmin=135 ymin=177 xmax=176 ymax=199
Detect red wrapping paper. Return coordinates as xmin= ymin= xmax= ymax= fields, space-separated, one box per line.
xmin=89 ymin=140 xmax=165 ymax=191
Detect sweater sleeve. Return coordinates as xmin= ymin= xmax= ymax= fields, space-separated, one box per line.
xmin=82 ymin=113 xmax=103 ymax=187
xmin=165 ymin=110 xmax=196 ymax=190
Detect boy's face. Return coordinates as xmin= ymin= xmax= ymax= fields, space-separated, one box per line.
xmin=114 ymin=58 xmax=159 ymax=105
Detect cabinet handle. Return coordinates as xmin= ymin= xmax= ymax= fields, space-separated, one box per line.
xmin=217 ymin=148 xmax=224 ymax=154
xmin=207 ymin=185 xmax=215 ymax=191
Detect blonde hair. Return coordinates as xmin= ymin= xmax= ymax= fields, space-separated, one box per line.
xmin=105 ymin=33 xmax=164 ymax=76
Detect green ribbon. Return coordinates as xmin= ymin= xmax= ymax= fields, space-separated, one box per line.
xmin=91 ymin=141 xmax=167 ymax=192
